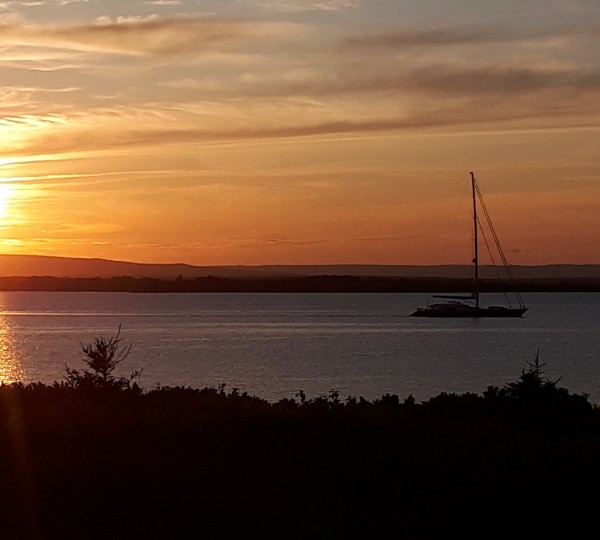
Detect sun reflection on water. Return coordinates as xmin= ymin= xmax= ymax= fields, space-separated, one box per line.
xmin=0 ymin=314 xmax=24 ymax=384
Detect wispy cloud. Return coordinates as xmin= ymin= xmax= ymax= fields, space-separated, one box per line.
xmin=145 ymin=0 xmax=182 ymax=5
xmin=404 ymin=65 xmax=600 ymax=96
xmin=244 ymin=0 xmax=360 ymax=13
xmin=343 ymin=25 xmax=514 ymax=49
xmin=0 ymin=0 xmax=88 ymax=8
xmin=0 ymin=15 xmax=307 ymax=58
xmin=9 ymin=104 xmax=592 ymax=159
xmin=216 ymin=62 xmax=600 ymax=99
xmin=351 ymin=236 xmax=420 ymax=243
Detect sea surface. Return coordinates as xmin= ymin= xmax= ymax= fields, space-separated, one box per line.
xmin=1 ymin=291 xmax=598 ymax=402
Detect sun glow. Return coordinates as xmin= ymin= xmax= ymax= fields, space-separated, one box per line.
xmin=0 ymin=183 xmax=14 ymax=222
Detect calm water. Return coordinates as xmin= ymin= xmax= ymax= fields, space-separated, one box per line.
xmin=0 ymin=291 xmax=598 ymax=402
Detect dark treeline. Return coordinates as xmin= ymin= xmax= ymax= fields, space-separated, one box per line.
xmin=1 ymin=274 xmax=600 ymax=292
xmin=2 ymin=351 xmax=600 ymax=538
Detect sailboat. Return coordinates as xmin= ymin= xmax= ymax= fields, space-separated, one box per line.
xmin=411 ymin=172 xmax=527 ymax=318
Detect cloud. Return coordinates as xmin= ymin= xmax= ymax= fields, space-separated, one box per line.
xmin=402 ymin=65 xmax=600 ymax=96
xmin=340 ymin=23 xmax=597 ymax=51
xmin=244 ymin=0 xmax=360 ymax=13
xmin=242 ymin=237 xmax=329 ymax=247
xmin=0 ymin=84 xmax=79 ymax=109
xmin=0 ymin=0 xmax=87 ymax=7
xmin=352 ymin=236 xmax=420 ymax=243
xmin=4 ymin=59 xmax=600 ymax=161
xmin=0 ymin=86 xmax=35 ymax=108
xmin=0 ymin=48 xmax=85 ymax=72
xmin=0 ymin=15 xmax=307 ymax=58
xmin=0 ymin=111 xmax=547 ymax=158
xmin=215 ymin=59 xmax=600 ymax=101
xmin=343 ymin=25 xmax=513 ymax=49
xmin=145 ymin=0 xmax=181 ymax=5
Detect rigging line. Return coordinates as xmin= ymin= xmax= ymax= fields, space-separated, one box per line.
xmin=475 ymin=186 xmax=525 ymax=308
xmin=477 ymin=188 xmax=525 ymax=308
xmin=474 ymin=182 xmax=525 ymax=308
xmin=479 ymin=199 xmax=525 ymax=308
xmin=476 ymin=216 xmax=513 ymax=308
xmin=477 ymin=217 xmax=510 ymax=305
xmin=475 ymin=184 xmax=507 ymax=266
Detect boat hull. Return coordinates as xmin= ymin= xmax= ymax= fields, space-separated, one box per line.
xmin=411 ymin=307 xmax=527 ymax=318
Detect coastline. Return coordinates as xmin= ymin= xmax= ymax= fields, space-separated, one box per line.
xmin=0 ymin=275 xmax=599 ymax=292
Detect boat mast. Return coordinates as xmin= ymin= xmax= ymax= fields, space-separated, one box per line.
xmin=470 ymin=171 xmax=480 ymax=308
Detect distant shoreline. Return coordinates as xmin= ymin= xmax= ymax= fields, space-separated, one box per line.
xmin=1 ymin=255 xmax=600 ymax=280
xmin=1 ymin=275 xmax=600 ymax=292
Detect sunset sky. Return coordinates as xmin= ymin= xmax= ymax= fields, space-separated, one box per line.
xmin=0 ymin=0 xmax=599 ymax=265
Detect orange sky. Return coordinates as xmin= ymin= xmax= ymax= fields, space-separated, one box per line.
xmin=0 ymin=1 xmax=599 ymax=265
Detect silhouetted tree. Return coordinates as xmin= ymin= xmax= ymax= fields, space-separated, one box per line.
xmin=493 ymin=349 xmax=592 ymax=435
xmin=503 ymin=349 xmax=556 ymax=400
xmin=64 ymin=325 xmax=141 ymax=391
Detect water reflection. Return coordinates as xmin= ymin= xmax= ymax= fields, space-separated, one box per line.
xmin=0 ymin=312 xmax=24 ymax=384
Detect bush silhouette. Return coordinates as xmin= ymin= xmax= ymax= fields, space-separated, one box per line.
xmin=1 ymin=342 xmax=599 ymax=538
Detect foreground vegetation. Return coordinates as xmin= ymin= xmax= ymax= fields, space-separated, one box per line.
xmin=1 ymin=338 xmax=600 ymax=538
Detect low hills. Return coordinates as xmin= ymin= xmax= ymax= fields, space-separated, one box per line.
xmin=0 ymin=254 xmax=599 ymax=279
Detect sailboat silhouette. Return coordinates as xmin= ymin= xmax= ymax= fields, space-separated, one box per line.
xmin=411 ymin=172 xmax=527 ymax=318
